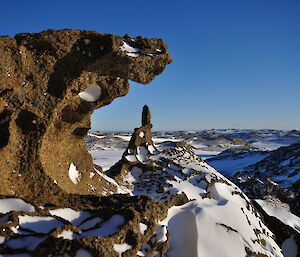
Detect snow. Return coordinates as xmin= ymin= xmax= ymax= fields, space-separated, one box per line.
xmin=115 ymin=135 xmax=131 ymax=141
xmin=78 ymin=83 xmax=101 ymax=102
xmin=113 ymin=243 xmax=132 ymax=256
xmin=281 ymin=236 xmax=298 ymax=257
xmin=49 ymin=208 xmax=91 ymax=226
xmin=94 ymin=168 xmax=130 ymax=194
xmin=207 ymin=152 xmax=269 ymax=177
xmin=90 ymin=149 xmax=124 ymax=171
xmin=87 ymin=133 xmax=106 ymax=139
xmin=193 ymin=149 xmax=221 ymax=158
xmin=148 ymin=145 xmax=156 ymax=154
xmin=125 ymin=155 xmax=138 ymax=162
xmin=153 ymin=137 xmax=181 ymax=144
xmin=161 ymin=206 xmax=198 ymax=257
xmin=18 ymin=215 xmax=63 ymax=233
xmin=0 ymin=198 xmax=35 ymax=214
xmin=136 ymin=146 xmax=149 ymax=163
xmin=57 ymin=230 xmax=75 ymax=240
xmin=79 ymin=217 xmax=102 ymax=230
xmin=252 ymin=140 xmax=298 ymax=151
xmin=139 ymin=223 xmax=147 ymax=234
xmin=80 ymin=214 xmax=125 ymax=237
xmin=152 ymin=224 xmax=167 ymax=243
xmin=74 ymin=249 xmax=92 ymax=257
xmin=5 ymin=236 xmax=46 ymax=250
xmin=255 ymin=199 xmax=300 ymax=233
xmin=139 ymin=145 xmax=283 ymax=257
xmin=168 ymin=177 xmax=205 ymax=200
xmin=119 ymin=41 xmax=141 ymax=57
xmin=68 ymin=163 xmax=81 ymax=184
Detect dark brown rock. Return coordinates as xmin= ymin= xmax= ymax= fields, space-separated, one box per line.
xmin=0 ymin=29 xmax=172 ymax=206
xmin=142 ymin=105 xmax=151 ymax=126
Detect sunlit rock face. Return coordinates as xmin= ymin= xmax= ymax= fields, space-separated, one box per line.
xmin=0 ymin=29 xmax=172 ymax=205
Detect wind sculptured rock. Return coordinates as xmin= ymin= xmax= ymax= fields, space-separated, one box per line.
xmin=0 ymin=29 xmax=172 ymax=206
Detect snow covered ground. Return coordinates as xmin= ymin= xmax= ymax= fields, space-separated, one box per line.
xmin=252 ymin=140 xmax=299 ymax=151
xmin=255 ymin=199 xmax=300 ymax=234
xmin=90 ymin=149 xmax=124 ymax=171
xmin=207 ymin=151 xmax=270 ymax=177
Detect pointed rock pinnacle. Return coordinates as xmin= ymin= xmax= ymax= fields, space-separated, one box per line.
xmin=142 ymin=105 xmax=151 ymax=126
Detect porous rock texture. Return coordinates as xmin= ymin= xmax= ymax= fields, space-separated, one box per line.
xmin=0 ymin=29 xmax=172 ymax=206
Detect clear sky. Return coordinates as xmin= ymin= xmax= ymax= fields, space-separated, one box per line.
xmin=1 ymin=0 xmax=299 ymax=131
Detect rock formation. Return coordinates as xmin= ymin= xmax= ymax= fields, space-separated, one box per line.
xmin=0 ymin=29 xmax=172 ymax=206
xmin=0 ymin=29 xmax=288 ymax=256
xmin=0 ymin=104 xmax=285 ymax=256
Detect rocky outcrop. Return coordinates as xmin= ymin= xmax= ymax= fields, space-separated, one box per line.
xmin=0 ymin=29 xmax=172 ymax=206
xmin=0 ymin=195 xmax=169 ymax=256
xmin=234 ymin=142 xmax=300 ymax=216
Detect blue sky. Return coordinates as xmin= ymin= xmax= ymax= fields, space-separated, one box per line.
xmin=1 ymin=0 xmax=299 ymax=131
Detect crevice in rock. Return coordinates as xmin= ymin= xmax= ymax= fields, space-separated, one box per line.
xmin=72 ymin=127 xmax=90 ymax=137
xmin=15 ymin=110 xmax=40 ymax=134
xmin=0 ymin=110 xmax=11 ymax=149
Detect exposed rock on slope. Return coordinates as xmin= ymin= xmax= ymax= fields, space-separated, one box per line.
xmin=0 ymin=29 xmax=172 ymax=205
xmin=106 ymin=106 xmax=284 ymax=257
xmin=0 ymin=195 xmax=169 ymax=256
xmin=0 ymin=105 xmax=285 ymax=256
xmin=234 ymin=143 xmax=300 ymax=216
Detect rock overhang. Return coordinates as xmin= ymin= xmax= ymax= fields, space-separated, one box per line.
xmin=0 ymin=29 xmax=172 ymax=203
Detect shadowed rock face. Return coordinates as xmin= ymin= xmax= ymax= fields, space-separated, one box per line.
xmin=0 ymin=29 xmax=172 ymax=205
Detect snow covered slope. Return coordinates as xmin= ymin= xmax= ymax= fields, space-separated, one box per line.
xmin=105 ymin=108 xmax=284 ymax=257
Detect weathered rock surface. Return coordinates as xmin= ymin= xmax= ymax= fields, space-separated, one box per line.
xmin=0 ymin=29 xmax=172 ymax=206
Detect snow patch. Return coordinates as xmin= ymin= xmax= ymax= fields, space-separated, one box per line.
xmin=0 ymin=236 xmax=5 ymax=243
xmin=119 ymin=41 xmax=141 ymax=57
xmin=5 ymin=236 xmax=46 ymax=250
xmin=80 ymin=214 xmax=124 ymax=237
xmin=152 ymin=224 xmax=167 ymax=243
xmin=125 ymin=155 xmax=138 ymax=162
xmin=113 ymin=243 xmax=132 ymax=256
xmin=78 ymin=83 xmax=101 ymax=102
xmin=57 ymin=230 xmax=75 ymax=240
xmin=136 ymin=146 xmax=149 ymax=164
xmin=79 ymin=217 xmax=102 ymax=230
xmin=68 ymin=163 xmax=81 ymax=184
xmin=0 ymin=198 xmax=35 ymax=214
xmin=49 ymin=208 xmax=91 ymax=226
xmin=74 ymin=249 xmax=92 ymax=257
xmin=139 ymin=223 xmax=147 ymax=234
xmin=281 ymin=236 xmax=298 ymax=257
xmin=255 ymin=199 xmax=300 ymax=233
xmin=18 ymin=215 xmax=63 ymax=233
